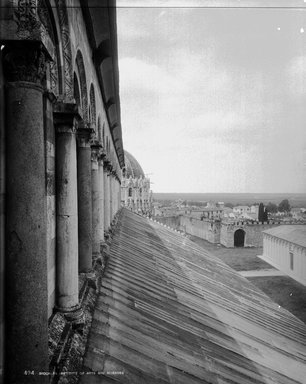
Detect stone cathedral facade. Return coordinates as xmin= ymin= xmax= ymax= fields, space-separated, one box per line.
xmin=0 ymin=1 xmax=124 ymax=382
xmin=121 ymin=150 xmax=153 ymax=215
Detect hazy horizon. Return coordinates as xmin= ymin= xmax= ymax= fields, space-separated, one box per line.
xmin=153 ymin=192 xmax=306 ymax=207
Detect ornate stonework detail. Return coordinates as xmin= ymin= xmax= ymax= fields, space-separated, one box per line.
xmin=90 ymin=84 xmax=96 ymax=125
xmin=55 ymin=0 xmax=73 ymax=102
xmin=76 ymin=50 xmax=88 ymax=123
xmin=91 ymin=145 xmax=101 ymax=165
xmin=37 ymin=0 xmax=55 ymax=43
xmin=13 ymin=0 xmax=41 ymax=39
xmin=77 ymin=126 xmax=95 ymax=148
xmin=3 ymin=43 xmax=47 ymax=84
xmin=37 ymin=0 xmax=59 ymax=94
xmin=49 ymin=57 xmax=58 ymax=94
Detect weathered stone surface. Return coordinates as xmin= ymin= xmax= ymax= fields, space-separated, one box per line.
xmin=81 ymin=209 xmax=306 ymax=384
xmin=77 ymin=142 xmax=93 ymax=272
xmin=55 ymin=108 xmax=79 ymax=311
xmin=5 ymin=80 xmax=49 ymax=383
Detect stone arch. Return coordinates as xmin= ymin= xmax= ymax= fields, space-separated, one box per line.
xmin=55 ymin=0 xmax=74 ymax=101
xmin=73 ymin=72 xmax=81 ymax=109
xmin=97 ymin=115 xmax=102 ymax=141
xmin=37 ymin=0 xmax=62 ymax=95
xmin=75 ymin=50 xmax=88 ymax=122
xmin=89 ymin=84 xmax=96 ymax=126
xmin=234 ymin=229 xmax=245 ymax=247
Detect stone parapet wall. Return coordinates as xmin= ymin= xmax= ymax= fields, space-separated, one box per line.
xmin=179 ymin=216 xmax=220 ymax=244
xmin=154 ymin=216 xmax=181 ymax=229
xmin=220 ymin=222 xmax=305 ymax=248
xmin=155 ymin=214 xmax=306 ymax=248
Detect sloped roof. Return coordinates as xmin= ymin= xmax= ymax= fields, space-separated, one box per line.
xmin=124 ymin=150 xmax=145 ymax=178
xmin=82 ymin=210 xmax=306 ymax=383
xmin=263 ymin=225 xmax=306 ymax=248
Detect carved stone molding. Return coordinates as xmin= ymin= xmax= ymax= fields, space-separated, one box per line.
xmin=103 ymin=157 xmax=110 ymax=171
xmin=3 ymin=42 xmax=47 ymax=85
xmin=55 ymin=0 xmax=73 ymax=102
xmin=14 ymin=0 xmax=41 ymax=39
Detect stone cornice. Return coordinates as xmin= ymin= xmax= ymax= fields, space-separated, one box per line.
xmin=0 ymin=2 xmax=55 ymax=60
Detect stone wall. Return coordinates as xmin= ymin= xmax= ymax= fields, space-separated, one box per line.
xmin=220 ymin=221 xmax=302 ymax=248
xmin=45 ymin=95 xmax=56 ymax=318
xmin=262 ymin=233 xmax=306 ymax=285
xmin=154 ymin=216 xmax=181 ymax=229
xmin=179 ymin=216 xmax=220 ymax=243
xmin=155 ymin=214 xmax=305 ymax=249
xmin=1 ymin=1 xmax=124 ymax=382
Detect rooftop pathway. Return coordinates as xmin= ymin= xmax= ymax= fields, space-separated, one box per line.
xmin=81 ymin=209 xmax=306 ymax=384
xmin=239 ymin=269 xmax=286 ymax=277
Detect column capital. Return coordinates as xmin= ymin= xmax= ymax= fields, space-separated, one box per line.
xmin=2 ymin=41 xmax=49 ymax=86
xmin=54 ymin=102 xmax=82 ymax=134
xmin=103 ymin=156 xmax=111 ymax=171
xmin=77 ymin=125 xmax=95 ymax=147
xmin=107 ymin=165 xmax=113 ymax=175
xmin=91 ymin=143 xmax=102 ymax=164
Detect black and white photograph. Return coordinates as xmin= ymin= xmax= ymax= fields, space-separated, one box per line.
xmin=0 ymin=0 xmax=306 ymax=383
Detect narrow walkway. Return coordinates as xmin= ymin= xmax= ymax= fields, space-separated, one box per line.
xmin=239 ymin=269 xmax=286 ymax=277
xmin=81 ymin=209 xmax=306 ymax=384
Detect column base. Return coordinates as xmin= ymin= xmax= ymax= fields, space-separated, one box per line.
xmin=60 ymin=306 xmax=86 ymax=331
xmin=100 ymin=240 xmax=109 ymax=254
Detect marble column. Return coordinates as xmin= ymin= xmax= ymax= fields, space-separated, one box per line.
xmin=0 ymin=48 xmax=5 ymax=384
xmin=113 ymin=177 xmax=117 ymax=214
xmin=109 ymin=168 xmax=113 ymax=224
xmin=118 ymin=178 xmax=121 ymax=211
xmin=91 ymin=143 xmax=103 ymax=255
xmin=54 ymin=102 xmax=80 ymax=312
xmin=98 ymin=154 xmax=105 ymax=245
xmin=77 ymin=126 xmax=94 ymax=272
xmin=4 ymin=42 xmax=49 ymax=384
xmin=103 ymin=160 xmax=110 ymax=230
xmin=115 ymin=177 xmax=119 ymax=213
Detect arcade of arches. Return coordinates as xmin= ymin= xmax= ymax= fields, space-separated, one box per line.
xmin=0 ymin=1 xmax=124 ymax=382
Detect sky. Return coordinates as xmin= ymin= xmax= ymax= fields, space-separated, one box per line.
xmin=117 ymin=0 xmax=306 ymax=193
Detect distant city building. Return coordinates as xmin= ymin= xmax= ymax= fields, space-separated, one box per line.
xmin=250 ymin=204 xmax=259 ymax=215
xmin=291 ymin=208 xmax=306 ymax=221
xmin=261 ymin=226 xmax=306 ymax=285
xmin=200 ymin=207 xmax=223 ymax=219
xmin=121 ymin=151 xmax=152 ymax=214
xmin=233 ymin=205 xmax=251 ymax=215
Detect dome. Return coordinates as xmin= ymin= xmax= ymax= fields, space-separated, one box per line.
xmin=124 ymin=150 xmax=145 ymax=178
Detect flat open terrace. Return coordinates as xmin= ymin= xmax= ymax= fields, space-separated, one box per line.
xmin=81 ymin=209 xmax=306 ymax=384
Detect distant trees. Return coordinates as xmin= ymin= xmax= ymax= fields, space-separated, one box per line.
xmin=258 ymin=203 xmax=268 ymax=221
xmin=224 ymin=202 xmax=234 ymax=208
xmin=278 ymin=199 xmax=291 ymax=213
xmin=266 ymin=202 xmax=278 ymax=213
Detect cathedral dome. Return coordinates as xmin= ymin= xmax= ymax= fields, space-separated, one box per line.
xmin=124 ymin=150 xmax=145 ymax=178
